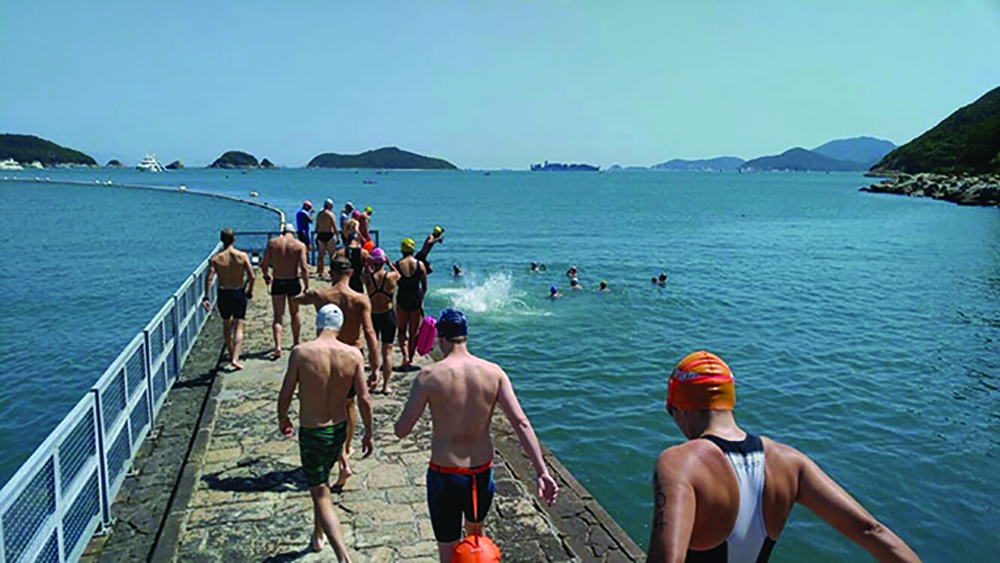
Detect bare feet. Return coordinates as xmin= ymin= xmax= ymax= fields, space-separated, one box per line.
xmin=381 ymin=385 xmax=392 ymax=395
xmin=268 ymin=349 xmax=282 ymax=360
xmin=229 ymin=360 xmax=244 ymax=371
xmin=310 ymin=529 xmax=325 ymax=552
xmin=333 ymin=466 xmax=353 ymax=490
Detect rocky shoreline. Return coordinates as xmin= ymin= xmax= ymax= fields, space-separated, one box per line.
xmin=861 ymin=172 xmax=1000 ymax=207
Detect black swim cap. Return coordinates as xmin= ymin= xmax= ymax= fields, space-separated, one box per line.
xmin=437 ymin=309 xmax=468 ymax=338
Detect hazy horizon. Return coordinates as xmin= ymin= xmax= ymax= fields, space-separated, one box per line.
xmin=2 ymin=1 xmax=998 ymax=168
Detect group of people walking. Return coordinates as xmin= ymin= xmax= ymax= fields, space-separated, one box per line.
xmin=204 ymin=217 xmax=920 ymax=562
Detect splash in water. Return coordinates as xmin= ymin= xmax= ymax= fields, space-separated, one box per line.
xmin=433 ymin=271 xmax=545 ymax=316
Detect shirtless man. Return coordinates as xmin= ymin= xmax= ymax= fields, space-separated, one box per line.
xmin=648 ymin=351 xmax=919 ymax=562
xmin=261 ymin=223 xmax=309 ymax=359
xmin=362 ymin=248 xmax=399 ymax=393
xmin=339 ymin=202 xmax=354 ymax=240
xmin=277 ymin=304 xmax=373 ymax=561
xmin=203 ymin=229 xmax=254 ymax=370
xmin=395 ymin=310 xmax=559 ymax=562
xmin=415 ymin=225 xmax=444 ymax=275
xmin=296 ymin=257 xmax=380 ymax=487
xmin=315 ymin=199 xmax=340 ymax=278
xmin=358 ymin=206 xmax=372 ymax=243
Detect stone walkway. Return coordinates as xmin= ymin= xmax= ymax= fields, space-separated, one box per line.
xmin=166 ymin=273 xmax=584 ymax=562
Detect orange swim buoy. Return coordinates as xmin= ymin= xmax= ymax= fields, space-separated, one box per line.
xmin=363 ymin=240 xmax=374 ymax=252
xmin=452 ymin=534 xmax=501 ymax=562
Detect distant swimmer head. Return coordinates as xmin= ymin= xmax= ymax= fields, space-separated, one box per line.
xmin=599 ymin=280 xmax=608 ymax=289
xmin=667 ymin=351 xmax=734 ymax=415
xmin=570 ymin=278 xmax=580 ymax=287
xmin=531 ymin=262 xmax=538 ymax=270
xmin=437 ymin=309 xmax=468 ymax=340
xmin=433 ymin=225 xmax=445 ymax=237
xmin=365 ymin=206 xmax=373 ymax=214
xmin=324 ymin=198 xmax=334 ymax=209
xmin=316 ymin=304 xmax=344 ymax=333
xmin=303 ymin=200 xmax=313 ymax=210
xmin=352 ymin=210 xmax=362 ymax=219
xmin=659 ymin=272 xmax=667 ymax=282
xmin=550 ymin=285 xmax=558 ymax=294
xmin=370 ymin=248 xmax=387 ymax=264
xmin=401 ymin=238 xmax=417 ymax=255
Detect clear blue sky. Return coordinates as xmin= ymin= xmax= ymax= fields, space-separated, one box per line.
xmin=2 ymin=1 xmax=998 ymax=168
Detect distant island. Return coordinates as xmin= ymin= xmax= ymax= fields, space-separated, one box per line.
xmin=260 ymin=158 xmax=276 ymax=169
xmin=166 ymin=160 xmax=184 ymax=170
xmin=651 ymin=157 xmax=745 ymax=172
xmin=308 ymin=147 xmax=457 ymax=170
xmin=209 ymin=151 xmax=259 ymax=169
xmin=106 ymin=159 xmax=124 ymax=168
xmin=871 ymin=85 xmax=1000 ymax=175
xmin=740 ymin=137 xmax=896 ymax=172
xmin=530 ymin=161 xmax=599 ymax=172
xmin=813 ymin=136 xmax=896 ymax=168
xmin=0 ymin=134 xmax=96 ymax=166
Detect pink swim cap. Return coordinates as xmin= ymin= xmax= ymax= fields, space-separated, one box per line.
xmin=303 ymin=200 xmax=312 ymax=209
xmin=370 ymin=248 xmax=387 ymax=264
xmin=352 ymin=210 xmax=362 ymax=219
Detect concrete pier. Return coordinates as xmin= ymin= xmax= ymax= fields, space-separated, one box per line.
xmin=85 ymin=269 xmax=644 ymax=562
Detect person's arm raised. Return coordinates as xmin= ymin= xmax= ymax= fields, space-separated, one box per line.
xmin=394 ymin=371 xmax=429 ymax=438
xmin=353 ymin=354 xmax=375 ymax=458
xmin=496 ymin=370 xmax=558 ymax=505
xmin=276 ymin=348 xmax=300 ymax=439
xmin=646 ymin=450 xmax=697 ymax=563
xmin=791 ymin=445 xmax=920 ymax=562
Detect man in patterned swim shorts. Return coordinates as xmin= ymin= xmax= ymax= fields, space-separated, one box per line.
xmin=277 ymin=304 xmax=374 ymax=560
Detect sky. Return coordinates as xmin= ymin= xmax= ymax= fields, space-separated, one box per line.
xmin=1 ymin=1 xmax=999 ymax=169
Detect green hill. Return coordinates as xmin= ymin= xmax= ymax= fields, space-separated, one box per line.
xmin=0 ymin=134 xmax=96 ymax=166
xmin=871 ymin=85 xmax=1000 ymax=174
xmin=741 ymin=147 xmax=864 ymax=172
xmin=209 ymin=150 xmax=258 ymax=169
xmin=307 ymin=147 xmax=457 ymax=170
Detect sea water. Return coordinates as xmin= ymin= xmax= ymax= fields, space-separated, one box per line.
xmin=1 ymin=168 xmax=997 ymax=560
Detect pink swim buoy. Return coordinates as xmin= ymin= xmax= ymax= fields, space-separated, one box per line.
xmin=415 ymin=316 xmax=437 ymax=356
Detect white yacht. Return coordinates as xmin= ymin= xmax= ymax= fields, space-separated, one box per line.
xmin=136 ymin=154 xmax=166 ymax=172
xmin=0 ymin=158 xmax=24 ymax=171
xmin=29 ymin=161 xmax=44 ymax=169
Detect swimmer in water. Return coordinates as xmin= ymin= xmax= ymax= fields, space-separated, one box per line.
xmin=658 ymin=272 xmax=667 ymax=286
xmin=452 ymin=264 xmax=463 ymax=277
xmin=648 ymin=351 xmax=919 ymax=562
xmin=531 ymin=262 xmax=539 ymax=272
xmin=566 ymin=266 xmax=578 ymax=279
xmin=549 ymin=285 xmax=562 ymax=299
xmin=599 ymin=280 xmax=609 ymax=293
xmin=651 ymin=277 xmax=658 ymax=284
xmin=570 ymin=278 xmax=582 ymax=291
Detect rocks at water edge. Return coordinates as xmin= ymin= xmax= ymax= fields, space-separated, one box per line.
xmin=165 ymin=160 xmax=184 ymax=170
xmin=860 ymin=173 xmax=1000 ymax=206
xmin=209 ymin=151 xmax=259 ymax=169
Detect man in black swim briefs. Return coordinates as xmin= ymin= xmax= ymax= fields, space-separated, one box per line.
xmin=262 ymin=223 xmax=309 ymax=359
xmin=204 ymin=229 xmax=255 ymax=370
xmin=395 ymin=310 xmax=558 ymax=561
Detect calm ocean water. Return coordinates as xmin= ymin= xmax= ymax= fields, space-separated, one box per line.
xmin=2 ymin=168 xmax=998 ymax=560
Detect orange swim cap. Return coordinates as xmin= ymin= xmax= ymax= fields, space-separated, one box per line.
xmin=667 ymin=351 xmax=735 ymax=411
xmin=452 ymin=534 xmax=501 ymax=562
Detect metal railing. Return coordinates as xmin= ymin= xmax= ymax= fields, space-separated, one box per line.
xmin=0 ymin=243 xmax=222 ymax=563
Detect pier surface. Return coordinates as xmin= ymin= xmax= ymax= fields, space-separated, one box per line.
xmin=88 ymin=270 xmax=644 ymax=562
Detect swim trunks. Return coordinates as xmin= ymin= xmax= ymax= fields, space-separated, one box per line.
xmin=371 ymin=309 xmax=397 ymax=344
xmin=299 ymin=421 xmax=348 ymax=488
xmin=317 ymin=232 xmax=335 ymax=243
xmin=426 ymin=462 xmax=495 ymax=543
xmin=216 ymin=288 xmax=247 ymax=320
xmin=271 ymin=278 xmax=302 ymax=297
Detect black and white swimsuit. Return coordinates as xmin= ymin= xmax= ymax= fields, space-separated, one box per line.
xmin=687 ymin=433 xmax=775 ymax=563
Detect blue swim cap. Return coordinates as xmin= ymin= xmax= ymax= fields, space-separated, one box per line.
xmin=437 ymin=309 xmax=468 ymax=338
xmin=550 ymin=285 xmax=557 ymax=293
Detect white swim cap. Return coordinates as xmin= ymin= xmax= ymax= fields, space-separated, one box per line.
xmin=282 ymin=222 xmax=296 ymax=233
xmin=316 ymin=304 xmax=344 ymax=332
xmin=324 ymin=198 xmax=334 ymax=209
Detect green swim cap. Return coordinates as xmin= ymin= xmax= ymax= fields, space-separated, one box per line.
xmin=401 ymin=238 xmax=416 ymax=254
xmin=433 ymin=225 xmax=444 ymax=236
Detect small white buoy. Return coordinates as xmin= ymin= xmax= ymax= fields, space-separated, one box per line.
xmin=249 ymin=191 xmax=258 ymax=198
xmin=179 ymin=185 xmax=187 ymax=191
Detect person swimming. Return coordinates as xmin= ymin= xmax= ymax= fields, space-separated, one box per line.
xmin=566 ymin=266 xmax=578 ymax=279
xmin=570 ymin=278 xmax=582 ymax=290
xmin=658 ymin=272 xmax=667 ymax=286
xmin=531 ymin=262 xmax=539 ymax=272
xmin=549 ymin=285 xmax=562 ymax=299
xmin=651 ymin=277 xmax=658 ymax=284
xmin=452 ymin=264 xmax=463 ymax=277
xmin=599 ymin=280 xmax=609 ymax=293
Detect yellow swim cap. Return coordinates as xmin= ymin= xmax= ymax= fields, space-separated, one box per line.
xmin=433 ymin=225 xmax=444 ymax=237
xmin=401 ymin=238 xmax=416 ymax=254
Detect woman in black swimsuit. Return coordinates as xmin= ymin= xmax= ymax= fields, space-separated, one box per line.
xmin=340 ymin=234 xmax=369 ymax=293
xmin=395 ymin=238 xmax=427 ymax=369
xmin=363 ymin=248 xmax=400 ymax=393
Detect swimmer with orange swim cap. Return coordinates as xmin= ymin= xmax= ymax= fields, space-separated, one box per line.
xmin=648 ymin=351 xmax=920 ymax=563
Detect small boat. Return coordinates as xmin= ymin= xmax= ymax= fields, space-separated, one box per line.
xmin=249 ymin=191 xmax=259 ymax=198
xmin=29 ymin=161 xmax=43 ymax=169
xmin=0 ymin=158 xmax=23 ymax=171
xmin=136 ymin=154 xmax=166 ymax=172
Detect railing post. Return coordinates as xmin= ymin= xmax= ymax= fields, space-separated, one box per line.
xmin=143 ymin=328 xmax=155 ymax=424
xmin=52 ymin=450 xmax=65 ymax=562
xmin=91 ymin=389 xmax=112 ymax=527
xmin=170 ymin=295 xmax=180 ymax=381
xmin=0 ymin=502 xmax=6 ymax=562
